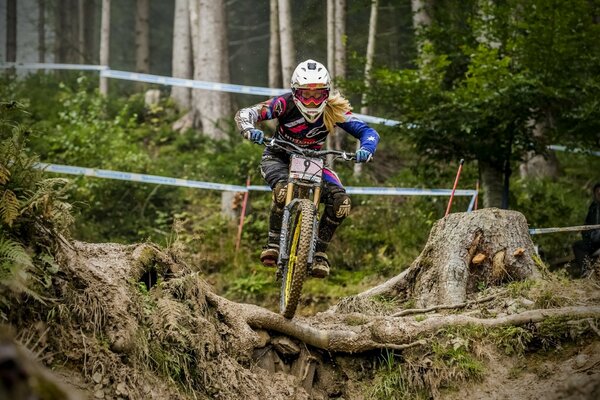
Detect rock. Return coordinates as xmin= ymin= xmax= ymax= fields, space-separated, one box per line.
xmin=116 ymin=382 xmax=129 ymax=397
xmin=272 ymin=336 xmax=301 ymax=357
xmin=92 ymin=372 xmax=103 ymax=384
xmin=255 ymin=329 xmax=270 ymax=348
xmin=575 ymin=353 xmax=589 ymax=369
xmin=519 ymin=298 xmax=535 ymax=307
xmin=94 ymin=389 xmax=105 ymax=399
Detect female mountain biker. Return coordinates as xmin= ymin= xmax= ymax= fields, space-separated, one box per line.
xmin=234 ymin=59 xmax=380 ymax=278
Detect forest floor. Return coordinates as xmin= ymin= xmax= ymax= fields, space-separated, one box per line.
xmin=5 ymin=239 xmax=600 ymax=400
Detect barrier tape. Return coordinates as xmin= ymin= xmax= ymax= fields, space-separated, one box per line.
xmin=7 ymin=63 xmax=600 ymax=140
xmin=36 ymin=163 xmax=248 ymax=192
xmin=1 ymin=62 xmax=402 ymax=126
xmin=35 ymin=162 xmax=478 ymax=203
xmin=1 ymin=62 xmax=109 ymax=71
xmin=529 ymin=224 xmax=600 ymax=235
xmin=101 ymin=69 xmax=290 ymax=97
xmin=547 ymin=145 xmax=600 ymax=158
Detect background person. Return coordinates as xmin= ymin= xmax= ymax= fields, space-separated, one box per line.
xmin=572 ymin=182 xmax=600 ymax=277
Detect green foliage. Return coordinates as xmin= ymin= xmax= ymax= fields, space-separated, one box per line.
xmin=506 ymin=279 xmax=536 ymax=298
xmin=369 ymin=350 xmax=427 ymax=400
xmin=225 ymin=272 xmax=273 ymax=301
xmin=490 ymin=325 xmax=534 ymax=356
xmin=0 ymin=102 xmax=73 ymax=318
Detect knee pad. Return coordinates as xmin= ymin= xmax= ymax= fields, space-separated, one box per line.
xmin=272 ymin=181 xmax=288 ymax=208
xmin=330 ymin=191 xmax=351 ymax=219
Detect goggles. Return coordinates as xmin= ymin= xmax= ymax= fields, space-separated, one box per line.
xmin=294 ymin=88 xmax=329 ymax=108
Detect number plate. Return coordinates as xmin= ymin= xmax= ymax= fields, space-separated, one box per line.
xmin=289 ymin=155 xmax=323 ymax=183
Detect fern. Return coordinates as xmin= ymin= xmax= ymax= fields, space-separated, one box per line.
xmin=0 ymin=189 xmax=19 ymax=226
xmin=0 ymin=235 xmax=34 ymax=276
xmin=0 ymin=234 xmax=34 ymax=319
xmin=0 ymin=164 xmax=9 ymax=185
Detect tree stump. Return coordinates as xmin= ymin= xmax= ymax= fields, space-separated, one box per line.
xmin=354 ymin=208 xmax=541 ymax=308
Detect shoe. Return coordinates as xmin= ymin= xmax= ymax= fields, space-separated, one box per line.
xmin=260 ymin=246 xmax=279 ymax=267
xmin=311 ymin=252 xmax=330 ymax=278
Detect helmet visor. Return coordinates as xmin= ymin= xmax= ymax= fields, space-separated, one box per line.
xmin=294 ymin=88 xmax=329 ymax=108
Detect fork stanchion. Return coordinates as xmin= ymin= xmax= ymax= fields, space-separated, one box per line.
xmin=235 ymin=176 xmax=251 ymax=252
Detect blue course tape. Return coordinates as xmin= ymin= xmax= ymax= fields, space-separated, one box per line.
xmin=101 ymin=69 xmax=289 ymax=97
xmin=0 ymin=62 xmax=402 ymax=126
xmin=548 ymin=145 xmax=600 ymax=157
xmin=0 ymin=62 xmax=108 ymax=71
xmin=36 ymin=162 xmax=478 ymax=204
xmin=36 ymin=163 xmax=248 ymax=192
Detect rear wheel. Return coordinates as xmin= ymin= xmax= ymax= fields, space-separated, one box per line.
xmin=279 ymin=199 xmax=315 ymax=319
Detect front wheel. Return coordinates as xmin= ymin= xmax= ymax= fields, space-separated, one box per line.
xmin=279 ymin=199 xmax=316 ymax=319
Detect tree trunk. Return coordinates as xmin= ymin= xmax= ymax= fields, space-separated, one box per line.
xmin=53 ymin=0 xmax=79 ymax=63
xmin=333 ymin=0 xmax=346 ymax=81
xmin=268 ymin=0 xmax=282 ymax=88
xmin=83 ymin=0 xmax=97 ymax=63
xmin=327 ymin=0 xmax=335 ymax=78
xmin=99 ymin=0 xmax=111 ymax=95
xmin=411 ymin=0 xmax=433 ymax=58
xmin=355 ymin=0 xmax=378 ymax=177
xmin=411 ymin=0 xmax=432 ymax=29
xmin=190 ymin=0 xmax=231 ymax=140
xmin=345 ymin=208 xmax=541 ymax=309
xmin=135 ymin=0 xmax=150 ymax=74
xmin=479 ymin=160 xmax=504 ymax=208
xmin=38 ymin=0 xmax=46 ymax=62
xmin=77 ymin=0 xmax=85 ymax=63
xmin=6 ymin=0 xmax=17 ymax=63
xmin=326 ymin=0 xmax=336 ymax=163
xmin=278 ymin=0 xmax=295 ymax=85
xmin=171 ymin=0 xmax=192 ymax=111
xmin=333 ymin=0 xmax=347 ymax=151
xmin=519 ymin=113 xmax=560 ymax=179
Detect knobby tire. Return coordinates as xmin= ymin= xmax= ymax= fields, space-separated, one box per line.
xmin=280 ymin=199 xmax=315 ymax=319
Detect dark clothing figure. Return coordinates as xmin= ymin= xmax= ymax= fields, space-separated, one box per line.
xmin=572 ymin=183 xmax=600 ymax=276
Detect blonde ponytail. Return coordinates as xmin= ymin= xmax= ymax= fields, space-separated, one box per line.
xmin=323 ymin=91 xmax=352 ymax=134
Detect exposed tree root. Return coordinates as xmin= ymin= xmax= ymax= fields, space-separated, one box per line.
xmin=226 ymin=293 xmax=600 ymax=353
xmin=391 ymin=293 xmax=501 ymax=317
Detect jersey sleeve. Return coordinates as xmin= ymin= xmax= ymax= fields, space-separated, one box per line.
xmin=235 ymin=95 xmax=290 ymax=134
xmin=337 ymin=112 xmax=380 ymax=154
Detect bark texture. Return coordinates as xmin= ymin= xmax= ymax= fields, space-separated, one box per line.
xmin=171 ymin=0 xmax=192 ymax=110
xmin=278 ymin=0 xmax=295 ymax=85
xmin=351 ymin=208 xmax=541 ymax=308
xmin=355 ymin=0 xmax=378 ymax=177
xmin=7 ymin=0 xmax=17 ymax=63
xmin=191 ymin=0 xmax=231 ymax=139
xmin=99 ymin=0 xmax=111 ymax=95
xmin=479 ymin=160 xmax=504 ymax=208
xmin=135 ymin=0 xmax=150 ymax=74
xmin=268 ymin=0 xmax=282 ymax=88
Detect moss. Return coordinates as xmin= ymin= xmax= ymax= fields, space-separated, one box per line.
xmin=345 ymin=314 xmax=369 ymax=326
xmin=506 ymin=279 xmax=536 ymax=297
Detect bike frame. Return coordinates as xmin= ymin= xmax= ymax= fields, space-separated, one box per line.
xmin=264 ymin=138 xmax=355 ymax=272
xmin=262 ymin=137 xmax=355 ymax=317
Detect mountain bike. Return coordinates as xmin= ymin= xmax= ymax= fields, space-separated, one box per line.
xmin=263 ymin=138 xmax=356 ymax=318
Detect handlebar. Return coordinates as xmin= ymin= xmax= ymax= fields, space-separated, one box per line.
xmin=263 ymin=137 xmax=357 ymax=161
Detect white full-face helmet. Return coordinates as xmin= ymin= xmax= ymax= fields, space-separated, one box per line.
xmin=291 ymin=59 xmax=331 ymax=123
